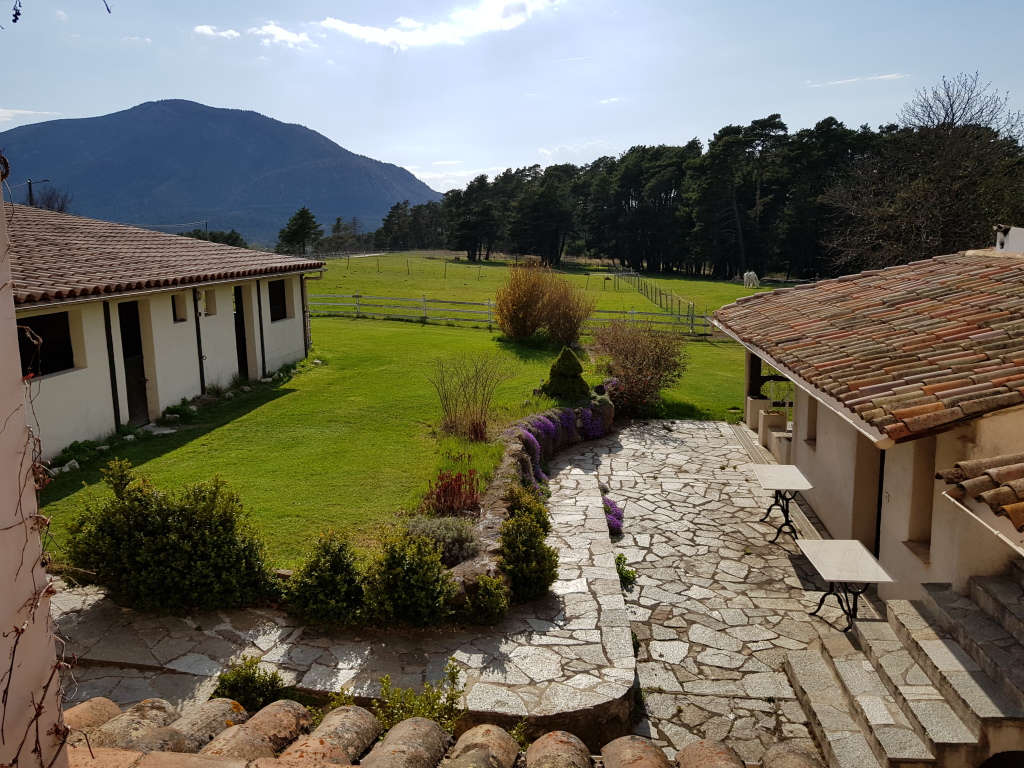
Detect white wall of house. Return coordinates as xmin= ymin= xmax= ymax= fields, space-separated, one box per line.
xmin=19 ymin=275 xmax=310 ymax=459
xmin=877 ymin=408 xmax=1024 ymax=598
xmin=791 ymin=387 xmax=881 ymax=550
xmin=20 ymin=302 xmax=117 ymax=454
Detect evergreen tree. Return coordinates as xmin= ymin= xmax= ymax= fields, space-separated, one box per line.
xmin=275 ymin=207 xmax=323 ymax=254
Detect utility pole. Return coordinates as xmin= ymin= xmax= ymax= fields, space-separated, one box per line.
xmin=26 ymin=178 xmax=50 ymax=206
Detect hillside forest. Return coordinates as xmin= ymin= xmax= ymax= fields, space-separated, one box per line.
xmin=370 ymin=74 xmax=1024 ymax=279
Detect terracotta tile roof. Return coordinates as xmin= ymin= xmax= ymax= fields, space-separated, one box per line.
xmin=4 ymin=203 xmax=324 ymax=306
xmin=715 ymin=250 xmax=1024 ymax=442
xmin=937 ymin=452 xmax=1024 ymax=531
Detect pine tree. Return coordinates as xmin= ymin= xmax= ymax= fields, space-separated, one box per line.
xmin=275 ymin=207 xmax=324 ymax=255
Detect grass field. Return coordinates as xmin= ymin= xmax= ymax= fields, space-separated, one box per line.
xmin=41 ymin=266 xmax=752 ymax=567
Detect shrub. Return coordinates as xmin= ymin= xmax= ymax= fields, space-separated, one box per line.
xmin=615 ymin=553 xmax=637 ymax=588
xmin=422 ymin=469 xmax=480 ymax=517
xmin=427 ymin=353 xmax=514 ymax=440
xmin=545 ymin=280 xmax=596 ymax=347
xmin=66 ymin=460 xmax=272 ymax=613
xmin=363 ymin=532 xmax=458 ymax=626
xmin=541 ymin=347 xmax=590 ymax=403
xmin=493 ymin=265 xmax=554 ymax=340
xmin=498 ymin=516 xmax=558 ymax=602
xmin=461 ymin=575 xmax=511 ymax=626
xmin=603 ymin=495 xmax=624 ymax=535
xmin=285 ymin=531 xmax=365 ymax=628
xmin=593 ymin=321 xmax=689 ymax=416
xmin=406 ymin=516 xmax=479 ymax=568
xmin=212 ymin=655 xmax=287 ymax=713
xmin=518 ymin=429 xmax=547 ymax=486
xmin=506 ymin=484 xmax=551 ymax=534
xmin=373 ymin=658 xmax=465 ymax=733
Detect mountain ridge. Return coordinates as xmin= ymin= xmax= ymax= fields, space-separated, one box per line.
xmin=0 ymin=99 xmax=441 ymax=244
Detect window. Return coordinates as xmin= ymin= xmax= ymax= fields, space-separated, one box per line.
xmin=268 ymin=279 xmax=288 ymax=322
xmin=18 ymin=311 xmax=75 ymax=377
xmin=172 ymin=294 xmax=188 ymax=323
xmin=804 ymin=396 xmax=818 ymax=446
xmin=203 ymin=289 xmax=217 ymax=316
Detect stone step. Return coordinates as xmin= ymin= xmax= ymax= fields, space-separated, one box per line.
xmin=1009 ymin=558 xmax=1024 ymax=590
xmin=886 ymin=598 xmax=1024 ymax=753
xmin=855 ymin=620 xmax=980 ymax=768
xmin=970 ymin=575 xmax=1024 ymax=649
xmin=785 ymin=650 xmax=884 ymax=768
xmin=820 ymin=642 xmax=935 ymax=768
xmin=920 ymin=584 xmax=1024 ymax=714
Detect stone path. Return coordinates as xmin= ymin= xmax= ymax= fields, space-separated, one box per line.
xmin=546 ymin=420 xmax=863 ymax=763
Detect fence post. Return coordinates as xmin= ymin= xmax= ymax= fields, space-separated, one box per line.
xmin=422 ymin=295 xmax=427 ymax=323
xmin=486 ymin=298 xmax=492 ymax=326
xmin=355 ymin=294 xmax=360 ymax=316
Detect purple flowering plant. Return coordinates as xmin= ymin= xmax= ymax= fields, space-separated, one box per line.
xmin=602 ymin=495 xmax=624 ymax=535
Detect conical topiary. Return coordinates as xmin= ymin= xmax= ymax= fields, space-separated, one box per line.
xmin=541 ymin=347 xmax=590 ymax=402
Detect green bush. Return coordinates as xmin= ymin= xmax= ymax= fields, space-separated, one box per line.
xmin=498 ymin=516 xmax=558 ymax=602
xmin=372 ymin=658 xmax=465 ymax=733
xmin=615 ymin=553 xmax=637 ymax=588
xmin=65 ymin=460 xmax=272 ymax=613
xmin=505 ymin=484 xmax=551 ymax=535
xmin=285 ymin=531 xmax=365 ymax=628
xmin=461 ymin=575 xmax=511 ymax=625
xmin=541 ymin=347 xmax=590 ymax=403
xmin=212 ymin=655 xmax=288 ymax=713
xmin=363 ymin=532 xmax=458 ymax=626
xmin=405 ymin=516 xmax=479 ymax=568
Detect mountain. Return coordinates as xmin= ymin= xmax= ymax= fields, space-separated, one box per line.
xmin=0 ymin=100 xmax=442 ymax=245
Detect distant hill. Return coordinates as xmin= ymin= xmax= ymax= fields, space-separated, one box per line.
xmin=0 ymin=99 xmax=442 ymax=245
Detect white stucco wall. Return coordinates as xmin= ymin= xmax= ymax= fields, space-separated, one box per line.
xmin=20 ymin=302 xmax=117 ymax=454
xmin=1 ymin=210 xmax=68 ymax=768
xmin=18 ymin=275 xmax=312 ymax=458
xmin=791 ymin=387 xmax=881 ymax=549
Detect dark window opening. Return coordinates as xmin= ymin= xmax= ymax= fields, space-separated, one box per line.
xmin=268 ymin=279 xmax=287 ymax=322
xmin=172 ymin=294 xmax=188 ymax=323
xmin=19 ymin=312 xmax=75 ymax=377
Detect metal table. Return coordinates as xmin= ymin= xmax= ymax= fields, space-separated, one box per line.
xmin=797 ymin=539 xmax=894 ymax=631
xmin=751 ymin=465 xmax=813 ymax=543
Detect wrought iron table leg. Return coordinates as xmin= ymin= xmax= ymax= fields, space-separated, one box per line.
xmin=810 ymin=582 xmax=836 ymax=616
xmin=760 ymin=490 xmax=786 ymax=522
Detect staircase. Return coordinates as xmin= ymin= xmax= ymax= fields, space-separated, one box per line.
xmin=786 ymin=560 xmax=1024 ymax=768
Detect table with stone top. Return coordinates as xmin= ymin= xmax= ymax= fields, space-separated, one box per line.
xmin=797 ymin=539 xmax=893 ymax=631
xmin=750 ymin=465 xmax=812 ymax=543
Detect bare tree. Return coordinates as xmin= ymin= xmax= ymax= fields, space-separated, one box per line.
xmin=30 ymin=186 xmax=73 ymax=212
xmin=898 ymin=71 xmax=1024 ymax=141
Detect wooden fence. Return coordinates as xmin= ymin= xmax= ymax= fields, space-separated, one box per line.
xmin=308 ymin=294 xmax=712 ymax=336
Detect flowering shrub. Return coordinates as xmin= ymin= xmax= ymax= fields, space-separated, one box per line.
xmin=519 ymin=428 xmax=548 ymax=485
xmin=580 ymin=406 xmax=606 ymax=439
xmin=558 ymin=408 xmax=578 ymax=442
xmin=593 ymin=321 xmax=689 ymax=416
xmin=603 ymin=495 xmax=625 ymax=535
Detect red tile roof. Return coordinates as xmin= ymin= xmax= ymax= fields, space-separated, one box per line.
xmin=4 ymin=203 xmax=324 ymax=306
xmin=715 ymin=250 xmax=1024 ymax=442
xmin=937 ymin=453 xmax=1024 ymax=530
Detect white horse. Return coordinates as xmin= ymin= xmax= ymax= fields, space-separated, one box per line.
xmin=743 ymin=270 xmax=760 ymax=289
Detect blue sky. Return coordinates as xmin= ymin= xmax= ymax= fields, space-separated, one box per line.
xmin=3 ymin=0 xmax=1024 ymax=191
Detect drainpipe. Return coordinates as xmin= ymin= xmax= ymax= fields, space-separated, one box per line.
xmin=256 ymin=281 xmax=267 ymax=378
xmin=102 ymin=301 xmax=122 ymax=427
xmin=300 ymin=276 xmax=310 ymax=355
xmin=192 ymin=289 xmax=207 ymax=394
xmin=874 ymin=449 xmax=886 ymax=558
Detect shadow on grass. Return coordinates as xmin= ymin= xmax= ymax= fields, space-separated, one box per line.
xmin=40 ymin=386 xmax=294 ymax=507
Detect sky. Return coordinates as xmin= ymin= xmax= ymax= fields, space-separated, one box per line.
xmin=3 ymin=0 xmax=1024 ymax=192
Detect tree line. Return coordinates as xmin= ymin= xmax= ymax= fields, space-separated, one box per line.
xmin=374 ymin=73 xmax=1024 ymax=278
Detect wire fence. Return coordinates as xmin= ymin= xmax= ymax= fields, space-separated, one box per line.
xmin=309 ymin=293 xmax=713 ymax=336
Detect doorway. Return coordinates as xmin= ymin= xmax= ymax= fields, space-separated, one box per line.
xmin=234 ymin=286 xmax=249 ymax=379
xmin=117 ymin=301 xmax=150 ymax=425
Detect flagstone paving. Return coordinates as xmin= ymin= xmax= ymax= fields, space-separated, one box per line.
xmin=53 ymin=419 xmax=863 ymax=759
xmin=546 ymin=420 xmax=861 ymax=763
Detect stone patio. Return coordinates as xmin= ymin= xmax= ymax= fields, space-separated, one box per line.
xmin=54 ymin=419 xmax=868 ymax=758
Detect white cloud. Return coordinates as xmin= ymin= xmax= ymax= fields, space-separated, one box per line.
xmin=412 ymin=165 xmax=506 ymax=191
xmin=320 ymin=0 xmax=562 ymax=50
xmin=809 ymin=73 xmax=909 ymax=88
xmin=538 ymin=140 xmax=619 ymax=165
xmin=432 ymin=160 xmax=463 ymax=166
xmin=0 ymin=109 xmax=60 ymax=123
xmin=598 ymin=97 xmax=619 ymax=104
xmin=194 ymin=24 xmax=241 ymax=39
xmin=122 ymin=36 xmax=152 ymax=44
xmin=247 ymin=23 xmax=315 ymax=47
xmin=55 ymin=10 xmax=67 ymax=20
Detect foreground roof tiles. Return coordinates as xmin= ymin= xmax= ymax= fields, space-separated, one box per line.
xmin=715 ymin=251 xmax=1024 ymax=442
xmin=937 ymin=452 xmax=1024 ymax=531
xmin=4 ymin=203 xmax=324 ymax=306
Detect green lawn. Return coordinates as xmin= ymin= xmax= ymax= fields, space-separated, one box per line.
xmin=41 ymin=316 xmax=747 ymax=567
